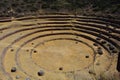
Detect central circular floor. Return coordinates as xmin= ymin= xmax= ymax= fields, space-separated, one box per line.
xmin=32 ymin=40 xmax=94 ymax=72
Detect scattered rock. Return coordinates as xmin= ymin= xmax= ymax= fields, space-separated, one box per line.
xmin=101 ymin=40 xmax=107 ymax=44
xmin=96 ymin=62 xmax=100 ymax=66
xmin=97 ymin=48 xmax=103 ymax=55
xmin=16 ymin=75 xmax=20 ymax=79
xmin=11 ymin=67 xmax=16 ymax=72
xmin=93 ymin=43 xmax=98 ymax=46
xmin=88 ymin=70 xmax=96 ymax=75
xmin=96 ymin=37 xmax=101 ymax=41
xmin=59 ymin=67 xmax=63 ymax=71
xmin=85 ymin=55 xmax=89 ymax=58
xmin=75 ymin=42 xmax=78 ymax=44
xmin=112 ymin=50 xmax=117 ymax=53
xmin=33 ymin=50 xmax=37 ymax=53
xmin=26 ymin=50 xmax=29 ymax=52
xmin=98 ymin=47 xmax=102 ymax=49
xmin=25 ymin=78 xmax=31 ymax=80
xmin=31 ymin=43 xmax=34 ymax=45
xmin=11 ymin=49 xmax=14 ymax=52
xmin=38 ymin=70 xmax=44 ymax=76
xmin=109 ymin=45 xmax=115 ymax=50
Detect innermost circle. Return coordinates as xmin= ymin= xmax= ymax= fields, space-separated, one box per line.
xmin=32 ymin=39 xmax=94 ymax=72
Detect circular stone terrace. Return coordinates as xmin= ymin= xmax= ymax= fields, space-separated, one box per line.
xmin=0 ymin=14 xmax=120 ymax=80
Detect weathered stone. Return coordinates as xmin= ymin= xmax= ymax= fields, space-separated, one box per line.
xmin=11 ymin=67 xmax=16 ymax=72
xmin=16 ymin=75 xmax=20 ymax=79
xmin=38 ymin=70 xmax=44 ymax=76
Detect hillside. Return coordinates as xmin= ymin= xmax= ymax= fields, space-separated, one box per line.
xmin=0 ymin=0 xmax=120 ymax=17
